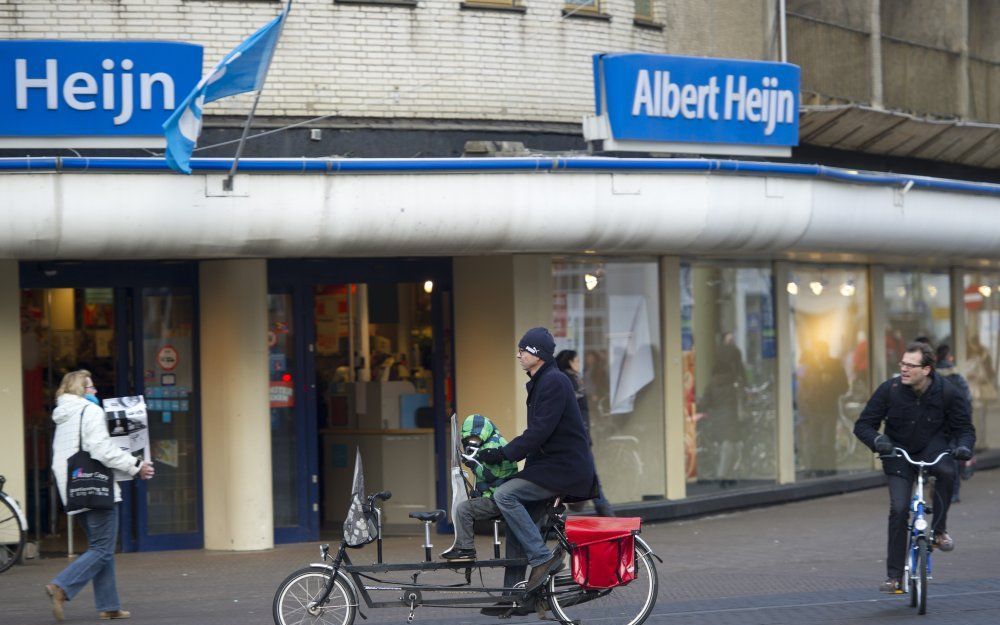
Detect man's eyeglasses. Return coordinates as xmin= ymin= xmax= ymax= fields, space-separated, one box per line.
xmin=898 ymin=361 xmax=927 ymax=371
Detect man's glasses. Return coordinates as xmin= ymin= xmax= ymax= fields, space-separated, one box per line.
xmin=898 ymin=361 xmax=927 ymax=371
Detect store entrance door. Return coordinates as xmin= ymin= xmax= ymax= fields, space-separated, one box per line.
xmin=20 ymin=263 xmax=202 ymax=552
xmin=268 ymin=259 xmax=454 ymax=542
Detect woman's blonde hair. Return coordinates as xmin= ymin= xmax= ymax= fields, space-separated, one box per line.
xmin=56 ymin=369 xmax=93 ymax=397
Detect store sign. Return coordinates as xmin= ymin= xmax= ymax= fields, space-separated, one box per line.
xmin=0 ymin=40 xmax=203 ymax=148
xmin=583 ymin=53 xmax=800 ymax=157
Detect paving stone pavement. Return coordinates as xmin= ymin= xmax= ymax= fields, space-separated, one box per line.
xmin=1 ymin=469 xmax=997 ymax=625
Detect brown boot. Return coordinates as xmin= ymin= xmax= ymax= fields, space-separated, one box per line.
xmin=98 ymin=609 xmax=131 ymax=620
xmin=44 ymin=584 xmax=66 ymax=621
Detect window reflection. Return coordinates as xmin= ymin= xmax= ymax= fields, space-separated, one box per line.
xmin=884 ymin=271 xmax=951 ymax=373
xmin=963 ymin=272 xmax=1000 ymax=451
xmin=683 ymin=264 xmax=777 ymax=492
xmin=789 ymin=267 xmax=871 ymax=476
xmin=552 ymin=258 xmax=665 ymax=504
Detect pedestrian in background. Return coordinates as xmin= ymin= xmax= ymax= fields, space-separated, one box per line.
xmin=46 ymin=370 xmax=155 ymax=622
xmin=936 ymin=344 xmax=974 ymax=503
xmin=556 ymin=349 xmax=614 ymax=516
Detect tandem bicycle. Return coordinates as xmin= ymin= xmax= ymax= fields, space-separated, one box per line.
xmin=273 ymin=489 xmax=660 ymax=625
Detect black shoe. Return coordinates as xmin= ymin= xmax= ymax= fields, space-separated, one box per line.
xmin=440 ymin=547 xmax=476 ymax=561
xmin=879 ymin=577 xmax=903 ymax=593
xmin=480 ymin=602 xmax=513 ymax=616
xmin=524 ymin=547 xmax=565 ymax=592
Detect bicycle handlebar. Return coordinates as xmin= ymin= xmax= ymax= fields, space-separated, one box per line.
xmin=369 ymin=490 xmax=392 ymax=502
xmin=881 ymin=447 xmax=951 ymax=467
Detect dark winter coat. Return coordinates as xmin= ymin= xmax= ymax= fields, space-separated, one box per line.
xmin=502 ymin=361 xmax=596 ymax=498
xmin=854 ymin=373 xmax=976 ymax=477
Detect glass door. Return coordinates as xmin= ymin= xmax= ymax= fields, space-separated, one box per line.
xmin=134 ymin=287 xmax=201 ymax=550
xmin=20 ymin=262 xmax=201 ymax=553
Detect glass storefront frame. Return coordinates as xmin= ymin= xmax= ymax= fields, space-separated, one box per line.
xmin=20 ymin=261 xmax=203 ymax=552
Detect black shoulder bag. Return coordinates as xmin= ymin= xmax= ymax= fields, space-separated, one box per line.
xmin=65 ymin=407 xmax=115 ymax=512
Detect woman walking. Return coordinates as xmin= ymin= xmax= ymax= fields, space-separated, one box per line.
xmin=45 ymin=370 xmax=154 ymax=621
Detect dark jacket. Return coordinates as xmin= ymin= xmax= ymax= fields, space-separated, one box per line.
xmin=561 ymin=369 xmax=591 ymax=440
xmin=502 ymin=361 xmax=596 ymax=498
xmin=854 ymin=373 xmax=976 ymax=476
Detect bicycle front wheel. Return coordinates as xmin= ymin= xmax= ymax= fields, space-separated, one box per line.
xmin=547 ymin=538 xmax=658 ymax=625
xmin=0 ymin=495 xmax=25 ymax=574
xmin=273 ymin=566 xmax=356 ymax=625
xmin=914 ymin=537 xmax=928 ymax=615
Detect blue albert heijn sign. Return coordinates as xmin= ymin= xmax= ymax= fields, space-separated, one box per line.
xmin=583 ymin=53 xmax=801 ymax=157
xmin=0 ymin=40 xmax=203 ymax=148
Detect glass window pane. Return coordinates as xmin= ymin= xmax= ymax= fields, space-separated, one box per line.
xmin=963 ymin=273 xmax=1000 ymax=450
xmin=552 ymin=258 xmax=665 ymax=504
xmin=565 ymin=0 xmax=599 ymax=11
xmin=634 ymin=0 xmax=653 ymax=20
xmin=884 ymin=271 xmax=951 ymax=372
xmin=788 ymin=267 xmax=871 ymax=476
xmin=142 ymin=287 xmax=198 ymax=535
xmin=683 ymin=264 xmax=777 ymax=492
xmin=268 ymin=293 xmax=299 ymax=528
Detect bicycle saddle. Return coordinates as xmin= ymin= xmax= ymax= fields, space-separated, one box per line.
xmin=409 ymin=510 xmax=446 ymax=522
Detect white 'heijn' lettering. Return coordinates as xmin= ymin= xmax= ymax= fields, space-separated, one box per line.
xmin=631 ymin=70 xmax=795 ymax=136
xmin=15 ymin=58 xmax=176 ymax=126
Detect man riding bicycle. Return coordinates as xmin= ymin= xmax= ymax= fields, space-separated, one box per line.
xmin=854 ymin=341 xmax=975 ymax=593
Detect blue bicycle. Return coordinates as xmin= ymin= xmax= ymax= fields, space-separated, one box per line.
xmin=886 ymin=447 xmax=951 ymax=615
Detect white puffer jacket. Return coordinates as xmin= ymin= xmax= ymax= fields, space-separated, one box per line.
xmin=51 ymin=394 xmax=141 ymax=512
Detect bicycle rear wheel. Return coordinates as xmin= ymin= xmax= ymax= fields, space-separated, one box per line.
xmin=0 ymin=495 xmax=25 ymax=574
xmin=914 ymin=538 xmax=928 ymax=615
xmin=273 ymin=566 xmax=356 ymax=625
xmin=546 ymin=538 xmax=658 ymax=625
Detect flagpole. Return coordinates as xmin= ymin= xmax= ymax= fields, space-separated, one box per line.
xmin=223 ymin=0 xmax=291 ymax=190
xmin=223 ymin=89 xmax=263 ymax=191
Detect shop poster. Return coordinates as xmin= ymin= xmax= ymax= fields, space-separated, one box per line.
xmin=102 ymin=395 xmax=151 ymax=481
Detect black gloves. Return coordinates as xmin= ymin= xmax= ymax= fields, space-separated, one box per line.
xmin=873 ymin=434 xmax=895 ymax=455
xmin=952 ymin=446 xmax=973 ymax=461
xmin=476 ymin=447 xmax=506 ymax=466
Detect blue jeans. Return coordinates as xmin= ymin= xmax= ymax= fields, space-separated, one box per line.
xmin=493 ymin=478 xmax=557 ymax=567
xmin=52 ymin=507 xmax=121 ymax=612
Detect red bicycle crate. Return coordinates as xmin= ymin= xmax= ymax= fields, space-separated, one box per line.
xmin=565 ymin=517 xmax=641 ymax=590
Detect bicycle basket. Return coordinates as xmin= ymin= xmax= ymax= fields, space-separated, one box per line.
xmin=565 ymin=517 xmax=641 ymax=590
xmin=343 ymin=494 xmax=378 ymax=548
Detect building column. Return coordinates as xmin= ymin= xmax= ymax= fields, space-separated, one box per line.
xmin=199 ymin=259 xmax=272 ymax=550
xmin=774 ymin=261 xmax=796 ymax=484
xmin=660 ymin=257 xmax=686 ymax=500
xmin=0 ymin=261 xmax=26 ymax=508
xmin=868 ymin=265 xmax=886 ymax=470
xmin=453 ymin=255 xmax=551 ymax=450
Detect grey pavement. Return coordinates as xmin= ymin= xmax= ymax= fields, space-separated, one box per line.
xmin=1 ymin=469 xmax=998 ymax=625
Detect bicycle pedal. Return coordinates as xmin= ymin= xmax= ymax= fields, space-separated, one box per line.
xmin=893 ymin=588 xmax=906 ymax=594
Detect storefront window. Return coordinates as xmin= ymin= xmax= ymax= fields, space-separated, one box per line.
xmin=884 ymin=271 xmax=951 ymax=371
xmin=552 ymin=258 xmax=665 ymax=504
xmin=683 ymin=264 xmax=777 ymax=492
xmin=962 ymin=272 xmax=1000 ymax=451
xmin=788 ymin=266 xmax=871 ymax=476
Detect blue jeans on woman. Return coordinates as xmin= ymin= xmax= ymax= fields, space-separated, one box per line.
xmin=51 ymin=506 xmax=122 ymax=612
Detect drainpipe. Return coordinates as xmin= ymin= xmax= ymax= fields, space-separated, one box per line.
xmin=957 ymin=0 xmax=970 ymax=118
xmin=870 ymin=0 xmax=883 ymax=109
xmin=777 ymin=0 xmax=788 ymax=62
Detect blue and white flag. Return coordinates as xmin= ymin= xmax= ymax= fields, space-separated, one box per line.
xmin=162 ymin=4 xmax=289 ymax=173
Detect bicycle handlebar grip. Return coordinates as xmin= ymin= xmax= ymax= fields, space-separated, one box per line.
xmin=373 ymin=490 xmax=392 ymax=501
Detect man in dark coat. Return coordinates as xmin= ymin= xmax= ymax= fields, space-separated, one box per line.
xmin=854 ymin=341 xmax=975 ymax=593
xmin=476 ymin=327 xmax=596 ymax=596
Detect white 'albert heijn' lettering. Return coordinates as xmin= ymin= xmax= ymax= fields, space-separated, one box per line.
xmin=15 ymin=58 xmax=176 ymax=126
xmin=631 ymin=69 xmax=795 ymax=136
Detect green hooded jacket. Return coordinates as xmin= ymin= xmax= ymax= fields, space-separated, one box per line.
xmin=461 ymin=413 xmax=519 ymax=498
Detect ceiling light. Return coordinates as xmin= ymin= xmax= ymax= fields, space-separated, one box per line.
xmin=809 ymin=281 xmax=823 ymax=295
xmin=423 ymin=280 xmax=434 ymax=294
xmin=584 ymin=274 xmax=599 ymax=291
xmin=840 ymin=282 xmax=856 ymax=297
xmin=786 ymin=282 xmax=798 ymax=295
xmin=979 ymin=285 xmax=992 ymax=298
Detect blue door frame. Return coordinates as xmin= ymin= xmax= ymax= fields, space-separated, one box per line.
xmin=20 ymin=261 xmax=204 ymax=552
xmin=268 ymin=258 xmax=454 ymax=542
